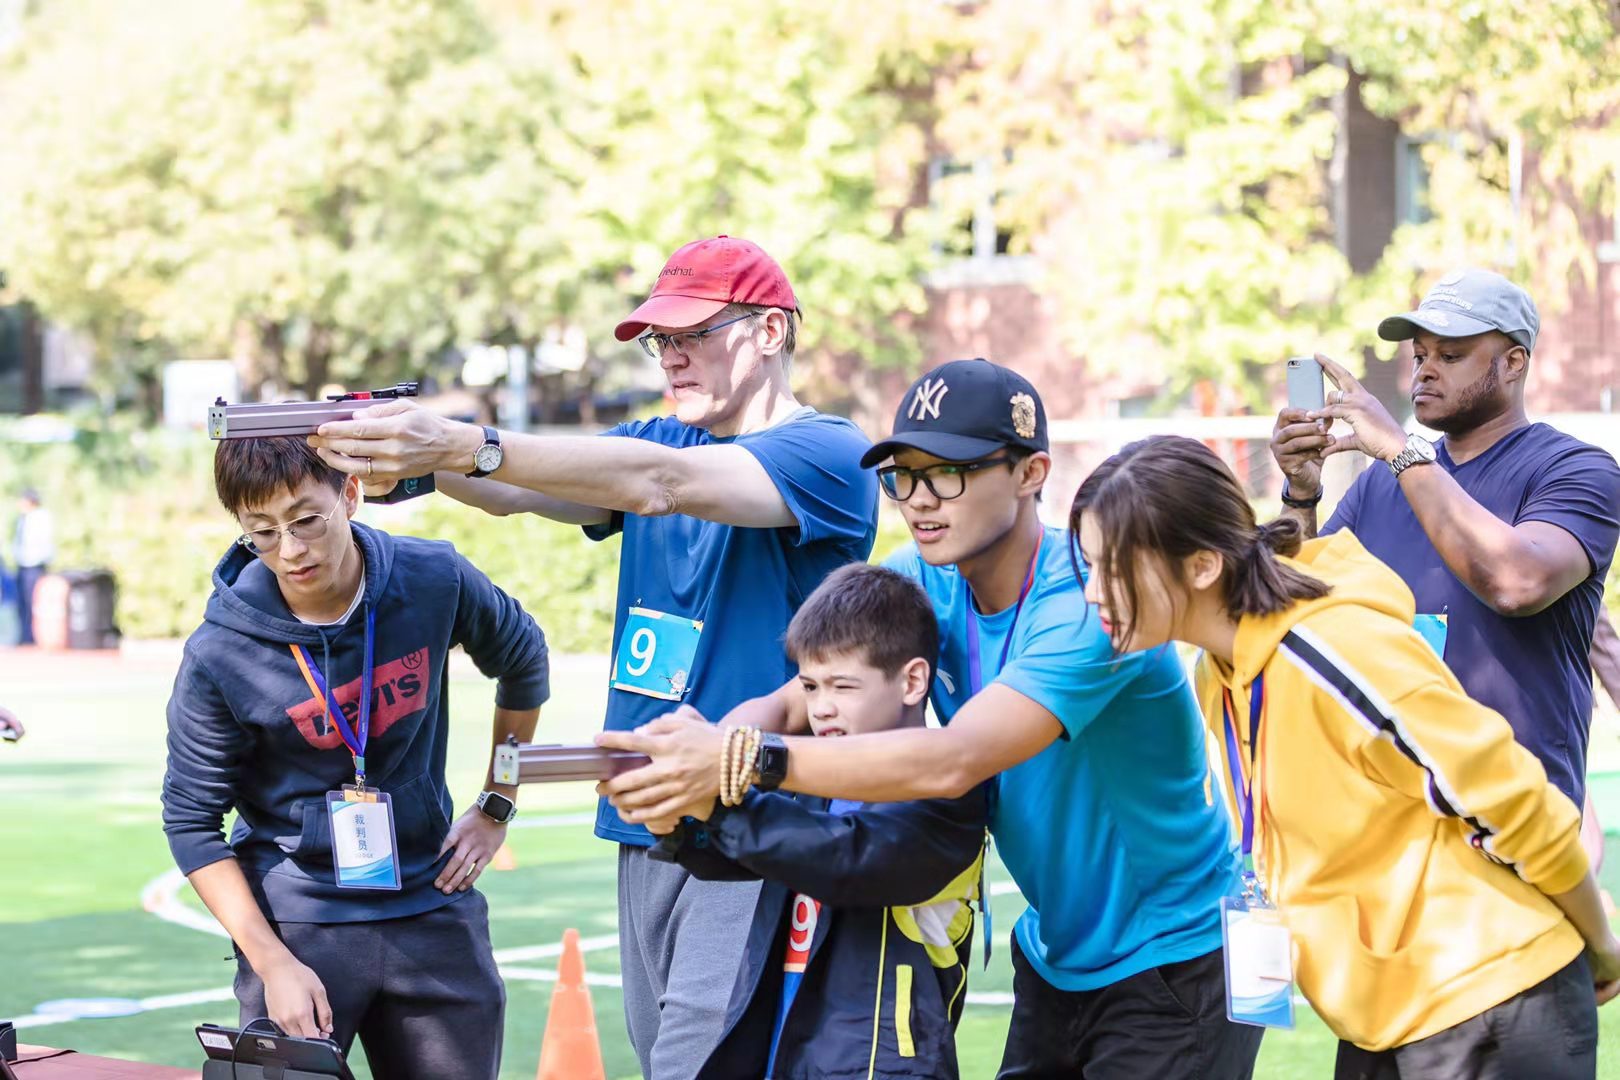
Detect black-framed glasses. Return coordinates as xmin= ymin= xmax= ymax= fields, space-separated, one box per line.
xmin=636 ymin=312 xmax=758 ymax=360
xmin=237 ymin=495 xmax=345 ymax=554
xmin=877 ymin=456 xmax=1014 ymax=501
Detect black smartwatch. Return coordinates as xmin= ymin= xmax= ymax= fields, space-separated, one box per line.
xmin=467 ymin=425 xmax=504 ymax=479
xmin=755 ymin=732 xmax=789 ymax=791
xmin=1280 ymin=481 xmax=1322 ymax=509
xmin=475 ymin=790 xmax=517 ymax=824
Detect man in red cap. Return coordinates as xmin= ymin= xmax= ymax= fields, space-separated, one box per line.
xmin=310 ymin=236 xmax=878 ymax=1078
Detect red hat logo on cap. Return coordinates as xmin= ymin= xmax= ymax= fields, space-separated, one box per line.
xmin=614 ymin=236 xmax=798 ymax=342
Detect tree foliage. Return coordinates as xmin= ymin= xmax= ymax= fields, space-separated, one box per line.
xmin=2 ymin=0 xmax=1615 ymax=411
xmin=0 ymin=0 xmax=940 ymax=403
xmin=928 ymin=0 xmax=1620 ymax=398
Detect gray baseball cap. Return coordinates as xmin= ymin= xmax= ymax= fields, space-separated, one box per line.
xmin=1377 ymin=267 xmax=1539 ymax=354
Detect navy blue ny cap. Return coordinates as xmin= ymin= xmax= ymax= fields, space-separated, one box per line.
xmin=860 ymin=358 xmax=1049 ymax=468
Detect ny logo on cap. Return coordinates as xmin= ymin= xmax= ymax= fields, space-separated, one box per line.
xmin=908 ymin=378 xmax=950 ymax=422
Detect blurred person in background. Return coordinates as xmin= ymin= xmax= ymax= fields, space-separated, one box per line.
xmin=11 ymin=487 xmax=54 ymax=646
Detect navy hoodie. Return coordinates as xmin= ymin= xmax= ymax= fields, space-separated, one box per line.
xmin=161 ymin=522 xmax=549 ymax=923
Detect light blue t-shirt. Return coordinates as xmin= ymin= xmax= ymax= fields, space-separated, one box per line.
xmin=587 ymin=409 xmax=878 ymax=845
xmin=887 ymin=527 xmax=1240 ymax=990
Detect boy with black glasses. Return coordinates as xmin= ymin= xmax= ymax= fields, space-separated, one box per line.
xmin=161 ymin=436 xmax=550 ymax=1080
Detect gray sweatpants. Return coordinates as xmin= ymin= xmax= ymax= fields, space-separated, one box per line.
xmin=618 ymin=843 xmax=763 ymax=1080
xmin=233 ymin=891 xmax=504 ymax=1080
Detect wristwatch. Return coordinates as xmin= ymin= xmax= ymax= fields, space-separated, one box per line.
xmin=475 ymin=790 xmax=517 ymax=824
xmin=755 ymin=733 xmax=789 ymax=792
xmin=1388 ymin=434 xmax=1437 ymax=477
xmin=467 ymin=425 xmax=504 ymax=479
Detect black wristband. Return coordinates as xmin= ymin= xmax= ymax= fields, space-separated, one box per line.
xmin=1280 ymin=481 xmax=1322 ymax=509
xmin=372 ymin=473 xmax=436 ymax=504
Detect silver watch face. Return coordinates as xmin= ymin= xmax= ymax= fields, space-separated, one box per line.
xmin=474 ymin=442 xmax=504 ymax=474
xmin=1408 ymin=435 xmax=1437 ymax=463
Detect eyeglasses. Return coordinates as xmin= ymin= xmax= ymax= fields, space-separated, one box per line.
xmin=237 ymin=495 xmax=345 ymax=554
xmin=636 ymin=312 xmax=758 ymax=360
xmin=877 ymin=456 xmax=1014 ymax=502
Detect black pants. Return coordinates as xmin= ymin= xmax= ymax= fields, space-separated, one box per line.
xmin=997 ymin=935 xmax=1263 ymax=1079
xmin=16 ymin=564 xmax=44 ymax=645
xmin=1333 ymin=954 xmax=1598 ymax=1080
xmin=234 ymin=891 xmax=505 ymax=1080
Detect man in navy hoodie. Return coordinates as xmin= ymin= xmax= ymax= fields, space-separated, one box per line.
xmin=161 ymin=437 xmax=550 ymax=1080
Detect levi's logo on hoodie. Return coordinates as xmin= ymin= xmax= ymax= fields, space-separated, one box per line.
xmin=285 ymin=647 xmax=430 ymax=750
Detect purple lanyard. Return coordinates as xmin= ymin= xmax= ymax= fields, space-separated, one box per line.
xmin=1220 ymin=673 xmax=1264 ymax=870
xmin=292 ymin=608 xmax=377 ymax=785
xmin=965 ymin=541 xmax=1041 ymax=695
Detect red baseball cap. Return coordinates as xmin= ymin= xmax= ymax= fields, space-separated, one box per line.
xmin=614 ymin=236 xmax=798 ymax=342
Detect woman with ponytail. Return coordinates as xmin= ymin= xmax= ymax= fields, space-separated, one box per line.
xmin=1071 ymin=435 xmax=1620 ymax=1080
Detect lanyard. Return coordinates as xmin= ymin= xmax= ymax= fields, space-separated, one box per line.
xmin=965 ymin=538 xmax=1041 ymax=695
xmin=290 ymin=607 xmax=377 ymax=785
xmin=1220 ymin=672 xmax=1265 ymax=878
xmin=961 ymin=535 xmax=1040 ymax=968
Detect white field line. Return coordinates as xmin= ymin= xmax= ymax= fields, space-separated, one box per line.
xmin=70 ymin=863 xmax=1030 ymax=1034
xmin=12 ymin=935 xmax=626 ymax=1030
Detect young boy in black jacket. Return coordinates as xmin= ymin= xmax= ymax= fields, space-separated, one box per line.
xmin=657 ymin=563 xmax=989 ymax=1080
xmin=162 ymin=437 xmax=550 ymax=1080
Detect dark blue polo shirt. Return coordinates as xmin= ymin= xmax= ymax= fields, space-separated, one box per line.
xmin=1323 ymin=423 xmax=1620 ymax=806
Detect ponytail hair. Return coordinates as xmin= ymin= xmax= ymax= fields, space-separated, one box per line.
xmin=1071 ymin=436 xmax=1329 ymax=648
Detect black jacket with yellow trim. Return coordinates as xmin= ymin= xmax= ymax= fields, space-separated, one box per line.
xmin=667 ymin=786 xmax=990 ymax=1080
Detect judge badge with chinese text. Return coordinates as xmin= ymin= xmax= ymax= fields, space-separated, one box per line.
xmin=327 ymin=786 xmax=402 ymax=890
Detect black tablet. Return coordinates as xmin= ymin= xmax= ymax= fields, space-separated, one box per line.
xmin=195 ymin=1023 xmax=356 ymax=1079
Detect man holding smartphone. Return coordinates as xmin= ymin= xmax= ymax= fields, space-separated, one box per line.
xmin=1269 ymin=268 xmax=1620 ymax=810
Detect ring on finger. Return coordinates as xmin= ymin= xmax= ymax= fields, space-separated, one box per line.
xmin=364 ymin=457 xmax=373 ymax=478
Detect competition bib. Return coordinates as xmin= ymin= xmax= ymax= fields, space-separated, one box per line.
xmin=611 ymin=606 xmax=703 ymax=701
xmin=1413 ymin=613 xmax=1448 ymax=660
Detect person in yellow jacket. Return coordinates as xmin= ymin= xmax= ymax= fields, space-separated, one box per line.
xmin=1069 ymin=433 xmax=1620 ymax=1080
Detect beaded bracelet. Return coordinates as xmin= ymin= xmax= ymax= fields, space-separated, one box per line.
xmin=720 ymin=725 xmax=763 ymax=806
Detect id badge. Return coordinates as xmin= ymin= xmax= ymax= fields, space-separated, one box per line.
xmin=326 ymin=787 xmax=402 ymax=891
xmin=1413 ymin=613 xmax=1448 ymax=660
xmin=611 ymin=606 xmax=702 ymax=701
xmin=1220 ymin=894 xmax=1295 ymax=1029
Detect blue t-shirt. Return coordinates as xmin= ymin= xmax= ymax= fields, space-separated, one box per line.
xmin=1324 ymin=423 xmax=1620 ymax=806
xmin=587 ymin=409 xmax=877 ymax=845
xmin=886 ymin=527 xmax=1241 ymax=991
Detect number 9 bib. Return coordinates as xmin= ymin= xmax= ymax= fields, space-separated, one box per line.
xmin=612 ymin=606 xmax=704 ymax=701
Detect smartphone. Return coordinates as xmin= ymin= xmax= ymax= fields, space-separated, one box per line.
xmin=1285 ymin=356 xmax=1325 ymax=413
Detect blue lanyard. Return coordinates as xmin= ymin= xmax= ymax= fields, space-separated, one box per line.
xmin=1220 ymin=673 xmax=1264 ymax=872
xmin=961 ymin=535 xmax=1040 ymax=969
xmin=291 ymin=608 xmax=377 ymax=785
xmin=965 ymin=540 xmax=1041 ymax=695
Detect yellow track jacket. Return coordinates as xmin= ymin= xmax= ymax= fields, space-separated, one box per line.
xmin=1194 ymin=531 xmax=1588 ymax=1051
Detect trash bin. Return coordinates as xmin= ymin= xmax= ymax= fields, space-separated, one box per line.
xmin=63 ymin=570 xmax=120 ymax=650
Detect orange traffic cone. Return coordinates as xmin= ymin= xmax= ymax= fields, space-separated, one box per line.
xmin=535 ymin=928 xmax=607 ymax=1080
xmin=491 ymin=841 xmax=517 ymax=871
